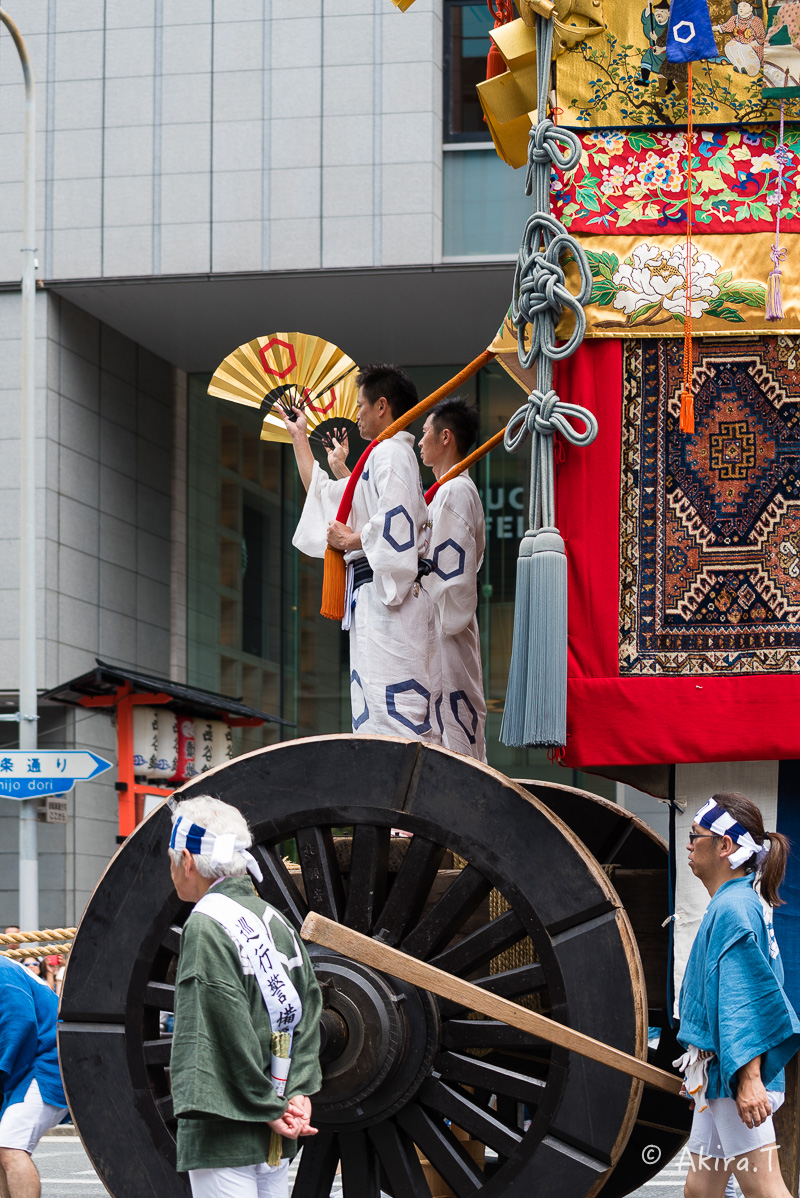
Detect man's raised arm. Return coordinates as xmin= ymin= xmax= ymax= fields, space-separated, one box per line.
xmin=280 ymin=408 xmax=315 ymax=492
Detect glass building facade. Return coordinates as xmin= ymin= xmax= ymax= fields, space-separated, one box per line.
xmin=186 ymin=363 xmax=614 ymax=799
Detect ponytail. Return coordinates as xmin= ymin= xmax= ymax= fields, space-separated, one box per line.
xmin=709 ymin=790 xmax=791 ymax=907
xmin=758 ymin=830 xmax=790 ymax=908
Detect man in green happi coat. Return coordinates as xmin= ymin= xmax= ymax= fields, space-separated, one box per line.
xmin=168 ymin=795 xmax=323 ymax=1198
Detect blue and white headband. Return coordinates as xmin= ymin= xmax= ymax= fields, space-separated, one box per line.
xmin=169 ymin=815 xmax=264 ymax=882
xmin=694 ymin=798 xmax=769 ymax=870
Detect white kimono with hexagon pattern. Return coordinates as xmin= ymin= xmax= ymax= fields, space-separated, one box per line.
xmin=293 ymin=432 xmax=442 ymax=742
xmin=426 ymin=473 xmax=487 ymax=761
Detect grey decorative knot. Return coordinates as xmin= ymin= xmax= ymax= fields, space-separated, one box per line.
xmin=505 ymin=389 xmax=599 ymax=456
xmin=512 ymin=213 xmax=593 ymax=371
xmin=524 ymin=119 xmax=582 ymax=199
xmin=505 ymin=387 xmax=598 ymax=531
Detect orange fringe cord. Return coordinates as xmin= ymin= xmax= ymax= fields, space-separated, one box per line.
xmin=680 ymin=64 xmax=695 ymax=436
xmin=320 ymin=546 xmax=348 ymax=621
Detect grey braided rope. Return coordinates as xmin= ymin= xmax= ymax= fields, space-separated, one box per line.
xmin=505 ymin=13 xmax=597 ymax=527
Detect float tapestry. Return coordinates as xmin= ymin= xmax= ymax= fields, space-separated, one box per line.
xmin=550 ymin=126 xmax=800 ymax=235
xmin=555 ymin=0 xmax=800 ymax=126
xmin=550 ymin=125 xmax=800 ymax=335
xmin=620 ymin=337 xmax=800 ymax=677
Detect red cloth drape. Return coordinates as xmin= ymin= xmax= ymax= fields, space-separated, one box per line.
xmin=554 ymin=341 xmax=800 ymax=769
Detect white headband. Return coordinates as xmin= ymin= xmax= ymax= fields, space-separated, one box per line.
xmin=169 ymin=815 xmax=263 ymax=882
xmin=694 ymin=798 xmax=770 ymax=870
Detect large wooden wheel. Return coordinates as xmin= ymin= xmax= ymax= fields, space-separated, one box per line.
xmin=516 ymin=780 xmax=691 ymax=1197
xmin=60 ymin=737 xmax=649 ymax=1198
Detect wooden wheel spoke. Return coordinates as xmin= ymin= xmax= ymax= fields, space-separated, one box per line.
xmin=418 ymin=1077 xmax=522 ymax=1159
xmin=144 ymin=981 xmax=174 ymax=1011
xmin=143 ymin=1038 xmax=171 ymax=1066
xmin=442 ymin=1018 xmax=545 ymax=1051
xmin=292 ymin=1132 xmax=340 ymax=1197
xmin=435 ymin=1050 xmax=546 ymax=1105
xmin=250 ymin=843 xmax=308 ymax=927
xmin=401 ymin=865 xmax=492 ymax=961
xmin=428 ymin=909 xmax=525 ymax=977
xmin=343 ymin=825 xmax=390 ymax=935
xmin=295 ymin=827 xmax=345 ymax=922
xmin=440 ymin=962 xmax=547 ymax=1016
xmin=396 ymin=1103 xmax=484 ymax=1198
xmin=161 ymin=924 xmax=183 ymax=955
xmin=372 ymin=836 xmax=445 ymax=947
xmin=367 ymin=1119 xmax=431 ymax=1198
xmin=338 ymin=1129 xmax=381 ymax=1198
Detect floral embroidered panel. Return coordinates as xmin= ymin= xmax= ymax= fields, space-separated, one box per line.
xmin=555 ymin=0 xmax=800 ymax=127
xmin=550 ymin=126 xmax=800 ymax=234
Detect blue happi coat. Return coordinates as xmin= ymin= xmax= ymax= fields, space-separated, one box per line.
xmin=678 ymin=876 xmax=800 ymax=1099
xmin=0 ymin=956 xmax=66 ymax=1113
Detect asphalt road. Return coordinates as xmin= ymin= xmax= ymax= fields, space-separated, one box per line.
xmin=32 ymin=1134 xmax=699 ymax=1198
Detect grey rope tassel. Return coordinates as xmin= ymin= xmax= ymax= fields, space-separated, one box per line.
xmin=500 ymin=12 xmax=598 ymax=751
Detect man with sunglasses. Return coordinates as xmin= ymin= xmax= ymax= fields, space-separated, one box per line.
xmin=676 ymin=791 xmax=800 ymax=1198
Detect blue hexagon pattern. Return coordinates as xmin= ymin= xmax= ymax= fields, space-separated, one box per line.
xmin=432 ymin=538 xmax=466 ymax=581
xmin=350 ymin=670 xmax=370 ymax=730
xmin=450 ymin=690 xmax=478 ymax=744
xmin=383 ymin=505 xmax=415 ymax=553
xmin=385 ymin=679 xmax=431 ymax=735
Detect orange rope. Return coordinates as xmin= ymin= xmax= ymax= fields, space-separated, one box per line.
xmin=680 ymin=64 xmax=694 ymax=435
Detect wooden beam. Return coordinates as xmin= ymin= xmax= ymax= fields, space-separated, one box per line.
xmin=301 ymin=912 xmax=682 ymax=1096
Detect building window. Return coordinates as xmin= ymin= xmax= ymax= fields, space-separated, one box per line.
xmin=443 ymin=149 xmax=531 ymax=258
xmin=444 ymin=1 xmax=494 ymax=142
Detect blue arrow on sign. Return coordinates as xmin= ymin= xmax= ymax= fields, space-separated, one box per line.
xmin=0 ymin=751 xmax=114 ymax=800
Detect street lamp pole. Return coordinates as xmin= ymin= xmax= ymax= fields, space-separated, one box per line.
xmin=0 ymin=8 xmax=39 ymax=930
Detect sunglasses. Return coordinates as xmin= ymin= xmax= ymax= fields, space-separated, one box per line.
xmin=688 ymin=831 xmax=716 ymax=843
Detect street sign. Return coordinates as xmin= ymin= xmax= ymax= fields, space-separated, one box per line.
xmin=0 ymin=751 xmax=113 ymax=800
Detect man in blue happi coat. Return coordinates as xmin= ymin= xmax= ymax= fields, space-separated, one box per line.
xmin=677 ymin=791 xmax=800 ymax=1198
xmin=0 ymin=956 xmax=68 ymax=1198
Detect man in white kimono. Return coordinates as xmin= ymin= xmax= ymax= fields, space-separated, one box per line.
xmin=419 ymin=398 xmax=487 ymax=761
xmin=285 ymin=364 xmax=441 ymax=742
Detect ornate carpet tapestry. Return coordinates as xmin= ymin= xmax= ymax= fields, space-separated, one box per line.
xmin=555 ymin=339 xmax=800 ymax=769
xmin=621 ymin=337 xmax=800 ymax=676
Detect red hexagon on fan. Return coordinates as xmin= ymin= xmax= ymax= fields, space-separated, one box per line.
xmin=258 ymin=337 xmax=297 ymax=379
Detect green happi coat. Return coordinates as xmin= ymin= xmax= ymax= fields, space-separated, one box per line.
xmin=170 ymin=875 xmax=323 ymax=1173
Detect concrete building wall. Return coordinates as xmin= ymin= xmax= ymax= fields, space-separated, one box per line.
xmin=0 ymin=0 xmax=443 ymax=285
xmin=0 ymin=290 xmax=173 ymax=924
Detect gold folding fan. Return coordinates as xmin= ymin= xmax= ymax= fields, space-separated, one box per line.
xmin=208 ymin=332 xmax=359 ymax=447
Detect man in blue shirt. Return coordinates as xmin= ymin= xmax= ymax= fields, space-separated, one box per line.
xmin=0 ymin=956 xmax=68 ymax=1198
xmin=677 ymin=791 xmax=800 ymax=1198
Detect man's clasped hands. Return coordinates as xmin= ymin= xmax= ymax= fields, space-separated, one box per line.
xmin=267 ymin=1094 xmax=317 ymax=1140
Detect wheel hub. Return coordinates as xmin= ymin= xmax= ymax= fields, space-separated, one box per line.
xmin=311 ymin=949 xmax=440 ymax=1129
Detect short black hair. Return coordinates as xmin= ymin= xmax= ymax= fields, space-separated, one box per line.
xmin=431 ymin=397 xmax=480 ymax=456
xmin=356 ymin=363 xmax=418 ymax=421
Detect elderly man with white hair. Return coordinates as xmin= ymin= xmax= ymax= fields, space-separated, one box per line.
xmin=168 ymin=795 xmax=322 ymax=1198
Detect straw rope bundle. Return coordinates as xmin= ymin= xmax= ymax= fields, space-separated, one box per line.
xmin=2 ymin=942 xmax=73 ymax=961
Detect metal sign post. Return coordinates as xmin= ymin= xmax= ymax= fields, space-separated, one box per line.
xmin=0 ymin=9 xmax=38 ymax=928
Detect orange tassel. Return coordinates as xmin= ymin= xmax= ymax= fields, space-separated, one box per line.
xmin=680 ymin=388 xmax=694 ymax=435
xmin=320 ymin=546 xmax=347 ymax=622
